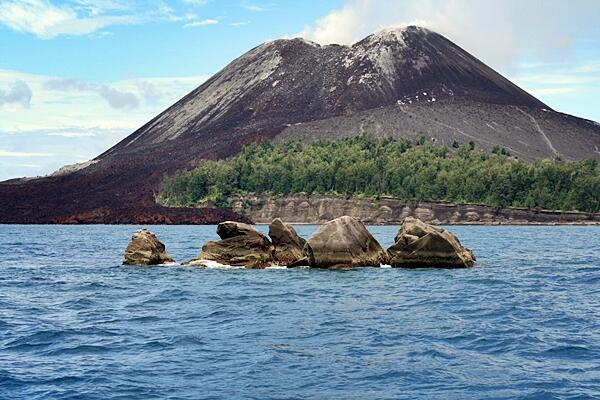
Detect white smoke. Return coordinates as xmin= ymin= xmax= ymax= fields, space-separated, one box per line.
xmin=299 ymin=0 xmax=600 ymax=69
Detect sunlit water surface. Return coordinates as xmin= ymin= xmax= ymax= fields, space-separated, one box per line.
xmin=1 ymin=224 xmax=599 ymax=399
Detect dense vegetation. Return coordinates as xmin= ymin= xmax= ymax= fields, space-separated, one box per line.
xmin=158 ymin=136 xmax=600 ymax=212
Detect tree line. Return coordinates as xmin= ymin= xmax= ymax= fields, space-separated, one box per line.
xmin=158 ymin=136 xmax=600 ymax=213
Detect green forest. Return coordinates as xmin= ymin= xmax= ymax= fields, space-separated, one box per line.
xmin=158 ymin=136 xmax=600 ymax=213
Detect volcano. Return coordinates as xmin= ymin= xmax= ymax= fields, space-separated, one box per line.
xmin=2 ymin=26 xmax=599 ymax=223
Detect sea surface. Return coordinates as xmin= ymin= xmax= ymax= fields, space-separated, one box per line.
xmin=0 ymin=224 xmax=599 ymax=399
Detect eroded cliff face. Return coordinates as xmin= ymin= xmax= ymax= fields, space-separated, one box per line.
xmin=229 ymin=195 xmax=600 ymax=225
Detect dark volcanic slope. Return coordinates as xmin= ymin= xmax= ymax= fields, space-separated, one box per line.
xmin=104 ymin=26 xmax=547 ymax=156
xmin=277 ymin=100 xmax=600 ymax=161
xmin=2 ymin=26 xmax=599 ymax=223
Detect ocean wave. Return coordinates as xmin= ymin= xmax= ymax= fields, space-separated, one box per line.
xmin=1 ymin=224 xmax=600 ymax=399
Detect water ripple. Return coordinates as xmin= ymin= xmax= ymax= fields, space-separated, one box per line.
xmin=0 ymin=224 xmax=599 ymax=399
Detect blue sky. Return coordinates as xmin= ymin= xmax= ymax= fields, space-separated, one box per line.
xmin=1 ymin=0 xmax=599 ymax=180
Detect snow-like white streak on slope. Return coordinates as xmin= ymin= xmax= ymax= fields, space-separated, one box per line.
xmin=126 ymin=44 xmax=283 ymax=146
xmin=515 ymin=107 xmax=560 ymax=157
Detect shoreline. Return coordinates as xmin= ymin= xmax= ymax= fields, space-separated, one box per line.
xmin=229 ymin=194 xmax=600 ymax=226
xmin=3 ymin=195 xmax=599 ymax=226
xmin=2 ymin=222 xmax=600 ymax=226
xmin=254 ymin=221 xmax=600 ymax=226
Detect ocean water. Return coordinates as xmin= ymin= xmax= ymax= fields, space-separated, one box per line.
xmin=0 ymin=224 xmax=599 ymax=400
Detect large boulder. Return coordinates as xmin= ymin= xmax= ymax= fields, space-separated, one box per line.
xmin=303 ymin=216 xmax=387 ymax=268
xmin=269 ymin=218 xmax=307 ymax=266
xmin=197 ymin=221 xmax=274 ymax=268
xmin=123 ymin=228 xmax=175 ymax=265
xmin=387 ymin=217 xmax=475 ymax=268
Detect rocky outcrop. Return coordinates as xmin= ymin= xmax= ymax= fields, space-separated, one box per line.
xmin=268 ymin=218 xmax=307 ymax=266
xmin=123 ymin=228 xmax=175 ymax=265
xmin=304 ymin=216 xmax=388 ymax=268
xmin=196 ymin=221 xmax=274 ymax=268
xmin=387 ymin=217 xmax=475 ymax=268
xmin=122 ymin=217 xmax=477 ymax=270
xmin=229 ymin=194 xmax=600 ymax=225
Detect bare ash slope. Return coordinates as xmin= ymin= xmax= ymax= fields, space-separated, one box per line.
xmin=277 ymin=101 xmax=600 ymax=161
xmin=105 ymin=25 xmax=599 ymax=161
xmin=105 ymin=26 xmax=550 ymax=155
xmin=1 ymin=26 xmax=599 ymax=223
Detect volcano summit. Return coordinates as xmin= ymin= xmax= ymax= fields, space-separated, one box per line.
xmin=2 ymin=26 xmax=599 ymax=223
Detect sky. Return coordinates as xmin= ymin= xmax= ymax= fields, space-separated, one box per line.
xmin=1 ymin=0 xmax=599 ymax=181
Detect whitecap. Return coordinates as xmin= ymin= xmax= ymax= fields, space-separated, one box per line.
xmin=197 ymin=260 xmax=245 ymax=269
xmin=266 ymin=265 xmax=288 ymax=270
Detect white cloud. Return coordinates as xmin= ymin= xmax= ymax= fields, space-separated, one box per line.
xmin=14 ymin=163 xmax=42 ymax=168
xmin=0 ymin=0 xmax=210 ymax=38
xmin=0 ymin=80 xmax=32 ymax=107
xmin=96 ymin=85 xmax=140 ymax=108
xmin=0 ymin=0 xmax=141 ymax=38
xmin=242 ymin=4 xmax=267 ymax=12
xmin=44 ymin=78 xmax=140 ymax=109
xmin=182 ymin=0 xmax=207 ymax=5
xmin=184 ymin=18 xmax=218 ymax=28
xmin=575 ymin=63 xmax=600 ymax=74
xmin=0 ymin=69 xmax=210 ymax=131
xmin=230 ymin=21 xmax=249 ymax=27
xmin=42 ymin=77 xmax=196 ymax=109
xmin=298 ymin=0 xmax=600 ymax=69
xmin=72 ymin=0 xmax=131 ymax=15
xmin=528 ymin=87 xmax=580 ymax=96
xmin=0 ymin=150 xmax=55 ymax=157
xmin=47 ymin=131 xmax=96 ymax=137
xmin=0 ymin=69 xmax=209 ymax=179
xmin=512 ymin=74 xmax=599 ymax=86
xmin=509 ymin=61 xmax=600 ymax=103
xmin=136 ymin=80 xmax=165 ymax=105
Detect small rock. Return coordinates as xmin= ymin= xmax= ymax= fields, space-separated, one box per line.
xmin=304 ymin=216 xmax=388 ymax=268
xmin=123 ymin=228 xmax=175 ymax=265
xmin=195 ymin=221 xmax=274 ymax=268
xmin=387 ymin=217 xmax=475 ymax=268
xmin=269 ymin=218 xmax=307 ymax=266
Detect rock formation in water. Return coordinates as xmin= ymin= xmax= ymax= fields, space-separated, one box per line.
xmin=303 ymin=216 xmax=388 ymax=268
xmin=123 ymin=228 xmax=175 ymax=265
xmin=2 ymin=26 xmax=599 ymax=224
xmin=196 ymin=221 xmax=274 ymax=268
xmin=387 ymin=217 xmax=475 ymax=268
xmin=268 ymin=218 xmax=307 ymax=266
xmin=123 ymin=217 xmax=478 ymax=270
